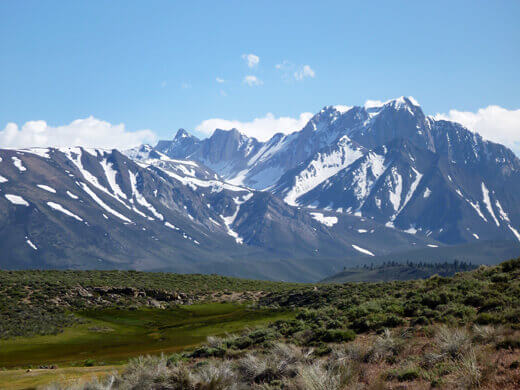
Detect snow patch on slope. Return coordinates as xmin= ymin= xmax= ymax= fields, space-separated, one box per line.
xmin=67 ymin=191 xmax=79 ymax=200
xmin=37 ymin=184 xmax=56 ymax=193
xmin=78 ymin=182 xmax=132 ymax=223
xmin=100 ymin=159 xmax=127 ymax=200
xmin=310 ymin=212 xmax=338 ymax=227
xmin=481 ymin=183 xmax=499 ymax=226
xmin=159 ymin=168 xmax=248 ymax=194
xmin=164 ymin=221 xmax=179 ymax=230
xmin=11 ymin=157 xmax=27 ymax=172
xmin=508 ymin=225 xmax=520 ymax=242
xmin=333 ymin=105 xmax=353 ymax=114
xmin=352 ymin=244 xmax=375 ymax=256
xmin=47 ymin=201 xmax=83 ymax=221
xmin=128 ymin=171 xmax=164 ymax=221
xmin=387 ymin=167 xmax=403 ymax=216
xmin=20 ymin=148 xmax=50 ymax=159
xmin=5 ymin=194 xmax=29 ymax=206
xmin=284 ymin=136 xmax=363 ymax=206
xmin=26 ymin=238 xmax=38 ymax=250
xmin=219 ymin=195 xmax=253 ymax=244
xmin=468 ymin=199 xmax=487 ymax=222
xmin=221 ymin=208 xmax=243 ymax=244
xmin=398 ymin=168 xmax=423 ymax=213
xmin=350 ymin=153 xmax=386 ymax=203
xmin=495 ymin=200 xmax=510 ymax=222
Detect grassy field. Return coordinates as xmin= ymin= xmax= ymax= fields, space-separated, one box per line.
xmin=2 ymin=260 xmax=520 ymax=388
xmin=0 ymin=303 xmax=292 ymax=369
xmin=0 ymin=366 xmax=122 ymax=390
xmin=0 ymin=270 xmax=306 ymax=340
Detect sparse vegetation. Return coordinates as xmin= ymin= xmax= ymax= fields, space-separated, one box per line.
xmin=44 ymin=325 xmax=520 ymax=389
xmin=2 ymin=259 xmax=520 ymax=388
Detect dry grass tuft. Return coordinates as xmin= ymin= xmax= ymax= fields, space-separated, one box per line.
xmin=436 ymin=326 xmax=472 ymax=359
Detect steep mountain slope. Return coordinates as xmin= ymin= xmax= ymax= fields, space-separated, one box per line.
xmin=156 ymin=97 xmax=520 ymax=246
xmin=2 ymin=97 xmax=518 ymax=280
xmin=0 ymin=146 xmax=435 ymax=281
xmin=0 ymin=147 xmax=240 ymax=271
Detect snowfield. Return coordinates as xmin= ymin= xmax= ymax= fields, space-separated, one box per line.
xmin=310 ymin=212 xmax=338 ymax=227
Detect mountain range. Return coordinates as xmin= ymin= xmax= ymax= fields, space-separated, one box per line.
xmin=1 ymin=97 xmax=519 ymax=281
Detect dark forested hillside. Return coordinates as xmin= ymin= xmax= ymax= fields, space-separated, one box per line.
xmin=321 ymin=261 xmax=478 ymax=283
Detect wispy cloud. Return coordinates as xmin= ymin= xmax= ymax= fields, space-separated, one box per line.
xmin=294 ymin=65 xmax=315 ymax=81
xmin=160 ymin=81 xmax=167 ymax=88
xmin=243 ymin=75 xmax=263 ymax=87
xmin=275 ymin=60 xmax=291 ymax=70
xmin=196 ymin=112 xmax=313 ymax=141
xmin=181 ymin=82 xmax=191 ymax=89
xmin=435 ymin=105 xmax=520 ymax=155
xmin=0 ymin=117 xmax=156 ymax=149
xmin=242 ymin=53 xmax=259 ymax=68
xmin=275 ymin=61 xmax=316 ymax=82
xmin=216 ymin=77 xmax=225 ymax=83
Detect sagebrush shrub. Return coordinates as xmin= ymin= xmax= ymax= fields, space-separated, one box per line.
xmin=435 ymin=326 xmax=471 ymax=359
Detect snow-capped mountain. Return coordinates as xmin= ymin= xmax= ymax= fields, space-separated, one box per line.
xmin=1 ymin=97 xmax=518 ymax=281
xmin=0 ymin=144 xmax=438 ymax=281
xmin=157 ymin=97 xmax=520 ymax=246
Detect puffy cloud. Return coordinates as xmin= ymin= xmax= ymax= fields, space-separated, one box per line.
xmin=364 ymin=99 xmax=384 ymax=108
xmin=434 ymin=105 xmax=520 ymax=155
xmin=195 ymin=112 xmax=313 ymax=141
xmin=0 ymin=117 xmax=157 ymax=149
xmin=243 ymin=75 xmax=263 ymax=87
xmin=294 ymin=65 xmax=315 ymax=81
xmin=242 ymin=53 xmax=259 ymax=68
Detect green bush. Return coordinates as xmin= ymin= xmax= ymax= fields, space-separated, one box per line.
xmin=385 ymin=367 xmax=421 ymax=382
xmin=83 ymin=358 xmax=96 ymax=367
xmin=475 ymin=312 xmax=502 ymax=325
xmin=316 ymin=329 xmax=356 ymax=343
xmin=187 ymin=346 xmax=226 ymax=358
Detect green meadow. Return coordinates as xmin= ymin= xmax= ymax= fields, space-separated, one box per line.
xmin=0 ymin=303 xmax=292 ymax=369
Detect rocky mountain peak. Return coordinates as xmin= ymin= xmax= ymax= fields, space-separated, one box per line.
xmin=174 ymin=128 xmax=193 ymax=141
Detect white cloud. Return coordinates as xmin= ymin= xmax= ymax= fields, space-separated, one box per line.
xmin=216 ymin=77 xmax=225 ymax=83
xmin=195 ymin=112 xmax=313 ymax=141
xmin=275 ymin=60 xmax=291 ymax=70
xmin=242 ymin=53 xmax=259 ymax=68
xmin=434 ymin=105 xmax=520 ymax=155
xmin=364 ymin=99 xmax=384 ymax=108
xmin=0 ymin=117 xmax=157 ymax=150
xmin=243 ymin=75 xmax=263 ymax=87
xmin=181 ymin=82 xmax=191 ymax=89
xmin=294 ymin=65 xmax=315 ymax=81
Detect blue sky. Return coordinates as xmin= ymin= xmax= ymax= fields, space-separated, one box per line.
xmin=1 ymin=0 xmax=519 ymax=150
